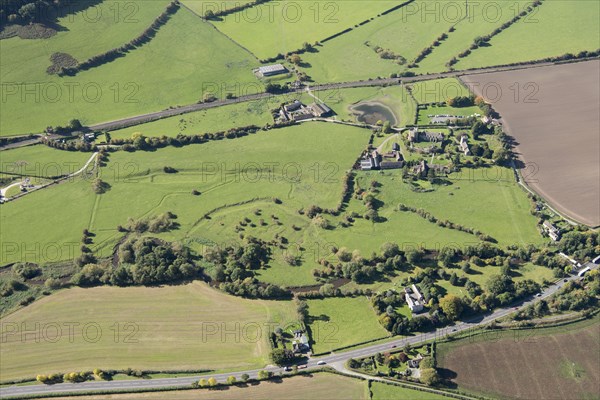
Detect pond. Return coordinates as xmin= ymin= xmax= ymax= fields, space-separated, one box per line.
xmin=351 ymin=102 xmax=398 ymax=125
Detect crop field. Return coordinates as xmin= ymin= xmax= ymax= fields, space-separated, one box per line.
xmin=50 ymin=373 xmax=369 ymax=399
xmin=0 ymin=145 xmax=91 ymax=178
xmin=0 ymin=123 xmax=369 ymax=266
xmin=0 ymin=6 xmax=260 ymax=136
xmin=306 ymin=297 xmax=389 ymax=354
xmin=211 ymin=0 xmax=399 ymax=60
xmin=0 ymin=282 xmax=297 ymax=381
xmin=438 ymin=318 xmax=600 ymax=400
xmin=455 ymin=0 xmax=600 ymax=70
xmin=108 ymin=98 xmax=275 ymax=139
xmin=461 ymin=60 xmax=600 ymax=227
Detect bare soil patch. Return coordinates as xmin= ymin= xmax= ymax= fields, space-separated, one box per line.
xmin=461 ymin=61 xmax=600 ymax=226
xmin=438 ymin=321 xmax=600 ymax=399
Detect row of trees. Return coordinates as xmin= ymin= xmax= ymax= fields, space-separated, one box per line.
xmin=111 ymin=125 xmax=262 ymax=152
xmin=398 ymin=203 xmax=495 ymax=242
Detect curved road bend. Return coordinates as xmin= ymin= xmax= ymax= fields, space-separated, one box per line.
xmin=1 ymin=270 xmax=592 ymax=398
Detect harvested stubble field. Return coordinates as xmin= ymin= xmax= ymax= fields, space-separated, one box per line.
xmin=437 ymin=318 xmax=600 ymax=400
xmin=0 ymin=282 xmax=297 ymax=381
xmin=461 ymin=60 xmax=600 ymax=227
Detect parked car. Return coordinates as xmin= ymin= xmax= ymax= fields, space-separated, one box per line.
xmin=317 ymin=361 xmax=326 ymax=365
xmin=283 ymin=366 xmax=292 ymax=372
xmin=391 ymin=345 xmax=397 ymax=348
xmin=297 ymin=365 xmax=307 ymax=370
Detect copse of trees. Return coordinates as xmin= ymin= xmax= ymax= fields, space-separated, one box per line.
xmin=71 ymin=236 xmax=200 ymax=287
xmin=202 ymin=237 xmax=291 ymax=299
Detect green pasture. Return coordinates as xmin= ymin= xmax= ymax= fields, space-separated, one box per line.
xmin=211 ymin=0 xmax=399 ymax=60
xmin=306 ymin=297 xmax=389 ymax=354
xmin=0 ymin=7 xmax=259 ymax=136
xmin=455 ymin=0 xmax=600 ymax=70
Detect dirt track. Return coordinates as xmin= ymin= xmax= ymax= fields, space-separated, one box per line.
xmin=461 ymin=60 xmax=600 ymax=227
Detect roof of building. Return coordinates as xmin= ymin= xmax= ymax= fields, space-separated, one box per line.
xmin=258 ymin=64 xmax=287 ymax=74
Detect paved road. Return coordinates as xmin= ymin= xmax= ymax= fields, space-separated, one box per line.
xmin=0 ymin=58 xmax=591 ymax=149
xmin=1 ymin=269 xmax=591 ymax=398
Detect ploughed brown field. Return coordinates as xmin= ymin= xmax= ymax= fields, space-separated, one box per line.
xmin=438 ymin=321 xmax=600 ymax=399
xmin=461 ymin=60 xmax=600 ymax=227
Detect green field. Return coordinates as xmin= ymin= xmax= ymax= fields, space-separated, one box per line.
xmin=0 ymin=145 xmax=92 ymax=177
xmin=108 ymin=99 xmax=275 ymax=139
xmin=0 ymin=123 xmax=369 ymax=266
xmin=455 ymin=0 xmax=600 ymax=70
xmin=212 ymin=1 xmax=399 ymax=60
xmin=306 ymin=297 xmax=389 ymax=354
xmin=354 ymin=167 xmax=543 ymax=246
xmin=299 ymin=0 xmax=455 ymax=82
xmin=0 ymin=282 xmax=296 ymax=381
xmin=181 ymin=0 xmax=256 ymax=15
xmin=408 ymin=78 xmax=470 ymax=104
xmin=370 ymin=382 xmax=450 ymax=400
xmin=414 ymin=0 xmax=536 ymax=73
xmin=0 ymin=6 xmax=260 ymax=136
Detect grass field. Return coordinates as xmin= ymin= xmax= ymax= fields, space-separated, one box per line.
xmin=370 ymin=382 xmax=450 ymax=400
xmin=0 ymin=145 xmax=91 ymax=178
xmin=0 ymin=123 xmax=369 ymax=267
xmin=0 ymin=6 xmax=260 ymax=136
xmin=50 ymin=373 xmax=369 ymax=399
xmin=455 ymin=0 xmax=600 ymax=70
xmin=414 ymin=0 xmax=535 ymax=73
xmin=0 ymin=282 xmax=297 ymax=381
xmin=408 ymin=78 xmax=470 ymax=104
xmin=306 ymin=297 xmax=389 ymax=354
xmin=211 ymin=1 xmax=399 ymax=60
xmin=354 ymin=167 xmax=544 ymax=247
xmin=181 ymin=0 xmax=256 ymax=16
xmin=437 ymin=317 xmax=600 ymax=399
xmin=108 ymin=98 xmax=275 ymax=139
xmin=298 ymin=0 xmax=455 ymax=82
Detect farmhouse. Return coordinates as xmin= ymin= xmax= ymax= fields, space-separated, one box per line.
xmin=279 ymin=100 xmax=333 ymax=122
xmin=543 ymin=221 xmax=561 ymax=241
xmin=257 ymin=64 xmax=288 ymax=77
xmin=360 ymin=150 xmax=403 ymax=171
xmin=459 ymin=135 xmax=471 ymax=156
xmin=405 ymin=284 xmax=425 ymax=313
xmin=408 ymin=128 xmax=444 ymax=143
xmin=291 ymin=329 xmax=310 ymax=353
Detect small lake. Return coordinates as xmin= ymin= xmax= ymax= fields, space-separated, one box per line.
xmin=351 ymin=102 xmax=398 ymax=125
